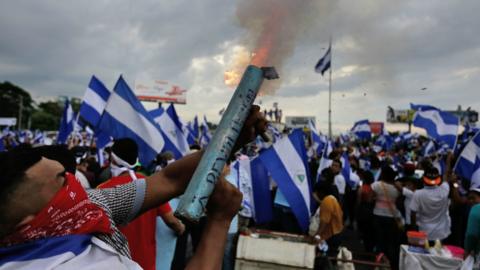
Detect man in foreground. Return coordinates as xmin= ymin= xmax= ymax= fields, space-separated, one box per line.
xmin=0 ymin=107 xmax=266 ymax=269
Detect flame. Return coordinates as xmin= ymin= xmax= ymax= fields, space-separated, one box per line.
xmin=224 ymin=4 xmax=285 ymax=91
xmin=223 ymin=46 xmax=252 ymax=87
xmin=224 ymin=70 xmax=242 ymax=87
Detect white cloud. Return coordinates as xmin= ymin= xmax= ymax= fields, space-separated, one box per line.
xmin=0 ymin=0 xmax=479 ymax=134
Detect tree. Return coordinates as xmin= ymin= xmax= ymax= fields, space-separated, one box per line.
xmin=0 ymin=81 xmax=34 ymax=129
xmin=30 ymin=110 xmax=59 ymax=131
xmin=33 ymin=100 xmax=64 ymax=131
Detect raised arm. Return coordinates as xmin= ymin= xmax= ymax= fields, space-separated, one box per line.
xmin=140 ymin=105 xmax=266 ymax=214
xmin=186 ymin=177 xmax=242 ymax=270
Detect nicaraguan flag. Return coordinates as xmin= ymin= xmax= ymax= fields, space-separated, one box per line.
xmin=0 ymin=234 xmax=140 ymax=269
xmin=0 ymin=136 xmax=4 ymax=151
xmin=192 ymin=116 xmax=199 ymax=140
xmin=259 ymin=129 xmax=314 ymax=232
xmin=341 ymin=152 xmax=360 ymax=188
xmin=33 ymin=130 xmax=44 ymax=145
xmin=375 ymin=134 xmax=394 ymax=151
xmin=411 ymin=103 xmax=459 ymax=149
xmin=317 ymin=139 xmax=333 ymax=181
xmin=150 ymin=105 xmax=189 ymax=159
xmin=98 ymin=76 xmax=165 ymax=165
xmin=410 ymin=103 xmax=439 ymax=111
xmin=57 ymin=99 xmax=74 ymax=144
xmin=94 ymin=128 xmax=112 ymax=149
xmin=199 ymin=115 xmax=211 ymax=147
xmin=308 ymin=119 xmax=324 ymax=156
xmin=339 ymin=132 xmax=351 ymax=145
xmin=267 ymin=123 xmax=282 ymax=142
xmin=454 ymin=130 xmax=480 ymax=189
xmin=232 ymin=158 xmax=273 ymax=224
xmin=395 ymin=131 xmax=413 ymax=143
xmin=79 ymin=76 xmax=111 ymax=127
xmin=351 ymin=119 xmax=372 ymax=140
xmin=185 ymin=122 xmax=197 ymax=146
xmin=315 ymin=44 xmax=331 ymax=75
xmin=423 ymin=140 xmax=436 ymax=156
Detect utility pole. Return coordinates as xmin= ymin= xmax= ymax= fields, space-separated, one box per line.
xmin=18 ymin=95 xmax=23 ymax=130
xmin=328 ymin=36 xmax=333 ymax=139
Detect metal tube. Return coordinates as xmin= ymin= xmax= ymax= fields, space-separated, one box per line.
xmin=175 ymin=65 xmax=265 ymax=222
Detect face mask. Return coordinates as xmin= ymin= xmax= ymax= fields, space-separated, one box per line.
xmin=1 ymin=173 xmax=112 ymax=246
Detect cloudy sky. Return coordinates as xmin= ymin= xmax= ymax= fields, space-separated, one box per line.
xmin=1 ymin=0 xmax=479 ymax=133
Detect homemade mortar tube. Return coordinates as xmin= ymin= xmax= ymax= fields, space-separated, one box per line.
xmin=175 ymin=65 xmax=274 ymax=222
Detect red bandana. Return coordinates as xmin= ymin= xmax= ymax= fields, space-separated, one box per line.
xmin=1 ymin=172 xmax=112 ymax=246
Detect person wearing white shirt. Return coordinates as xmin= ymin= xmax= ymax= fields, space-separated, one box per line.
xmin=330 ymin=160 xmax=346 ymax=205
xmin=410 ymin=167 xmax=451 ymax=242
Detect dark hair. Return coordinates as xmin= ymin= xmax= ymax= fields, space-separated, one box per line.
xmin=314 ymin=180 xmax=338 ymax=199
xmin=112 ymin=138 xmax=138 ymax=165
xmin=189 ymin=144 xmax=201 ymax=151
xmin=0 ymin=148 xmax=42 ymax=235
xmin=332 ymin=159 xmax=342 ymax=168
xmin=361 ymin=170 xmax=375 ymax=185
xmin=33 ymin=145 xmax=76 ymax=174
xmin=380 ymin=165 xmax=397 ymax=182
xmin=470 ymin=189 xmax=480 ymax=198
xmin=319 ymin=167 xmax=335 ymax=184
xmin=370 ymin=156 xmax=381 ymax=169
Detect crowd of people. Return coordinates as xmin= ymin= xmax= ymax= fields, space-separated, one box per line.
xmin=1 ymin=108 xmax=480 ymax=270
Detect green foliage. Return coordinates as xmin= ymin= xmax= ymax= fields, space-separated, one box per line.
xmin=30 ymin=110 xmax=59 ymax=131
xmin=0 ymin=81 xmax=34 ymax=128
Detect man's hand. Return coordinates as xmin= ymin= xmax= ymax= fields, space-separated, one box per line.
xmin=186 ymin=177 xmax=242 ymax=270
xmin=233 ymin=105 xmax=268 ymax=154
xmin=206 ymin=177 xmax=242 ymax=222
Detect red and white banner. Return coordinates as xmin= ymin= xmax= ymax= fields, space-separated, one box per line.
xmin=134 ymin=79 xmax=187 ymax=104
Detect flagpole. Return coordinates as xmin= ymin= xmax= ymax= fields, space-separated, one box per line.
xmin=328 ymin=36 xmax=333 ymax=139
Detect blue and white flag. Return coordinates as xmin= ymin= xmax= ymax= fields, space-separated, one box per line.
xmin=317 ymin=139 xmax=333 ymax=180
xmin=454 ymin=131 xmax=480 ymax=189
xmin=308 ymin=119 xmax=324 ymax=156
xmin=267 ymin=123 xmax=282 ymax=142
xmin=423 ymin=140 xmax=436 ymax=157
xmin=192 ymin=116 xmax=200 ymax=140
xmin=0 ymin=137 xmax=4 ymax=152
xmin=340 ymin=152 xmax=351 ymax=186
xmin=185 ymin=122 xmax=197 ymax=145
xmin=339 ymin=132 xmax=351 ymax=145
xmin=95 ymin=128 xmax=112 ymax=149
xmin=57 ymin=99 xmax=74 ymax=144
xmin=340 ymin=152 xmax=360 ymax=188
xmin=411 ymin=103 xmax=459 ymax=149
xmin=33 ymin=130 xmax=45 ymax=145
xmin=150 ymin=105 xmax=189 ymax=159
xmin=351 ymin=119 xmax=372 ymax=140
xmin=232 ymin=157 xmax=273 ymax=224
xmin=258 ymin=129 xmax=313 ymax=232
xmin=79 ymin=76 xmax=111 ymax=127
xmin=461 ymin=124 xmax=480 ymax=145
xmin=375 ymin=134 xmax=394 ymax=151
xmin=98 ymin=76 xmax=165 ymax=165
xmin=410 ymin=103 xmax=439 ymax=111
xmin=395 ymin=131 xmax=413 ymax=144
xmin=199 ymin=115 xmax=211 ymax=147
xmin=315 ymin=44 xmax=331 ymax=75
xmin=0 ymin=234 xmax=138 ymax=269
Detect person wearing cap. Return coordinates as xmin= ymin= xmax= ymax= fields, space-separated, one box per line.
xmin=410 ymin=166 xmax=451 ymax=242
xmin=464 ymin=187 xmax=480 ymax=258
xmin=97 ymin=138 xmax=185 ymax=270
